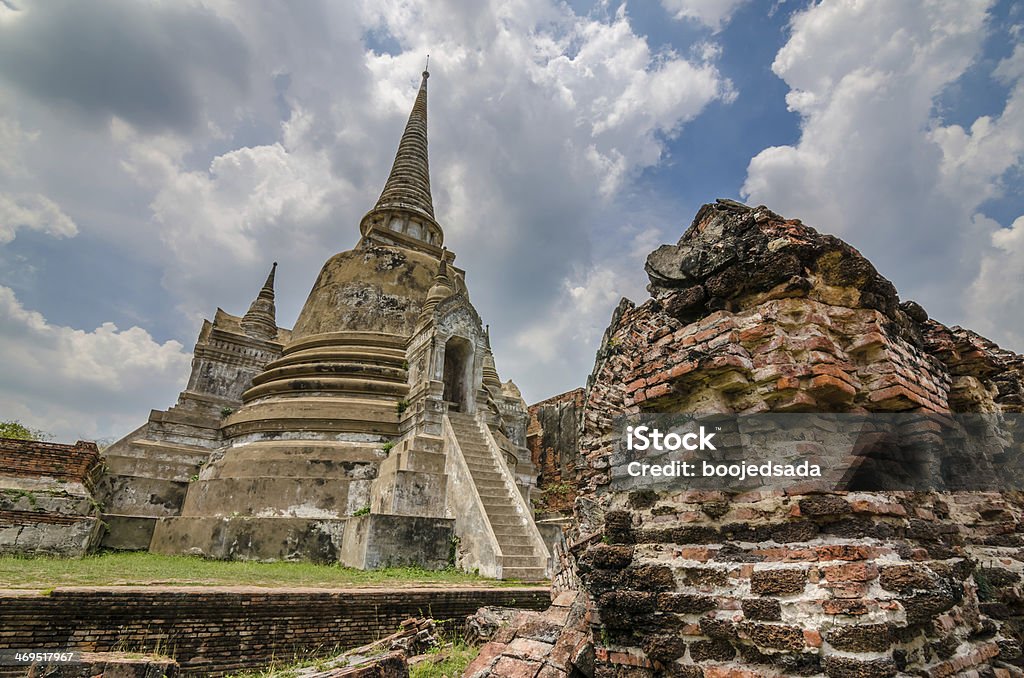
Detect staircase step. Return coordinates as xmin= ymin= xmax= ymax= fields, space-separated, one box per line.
xmin=501 ymin=566 xmax=548 ymax=582
xmin=478 ymin=495 xmax=514 ymax=505
xmin=493 ymin=534 xmax=535 ymax=546
xmin=482 ymin=505 xmax=519 ymax=516
xmin=487 ymin=514 xmax=525 ymax=526
xmin=480 ymin=498 xmax=515 ymax=508
xmin=502 ymin=555 xmax=544 ymax=568
xmin=468 ymin=470 xmax=503 ymax=482
xmin=460 ymin=450 xmax=492 ymax=460
xmin=498 ymin=544 xmax=540 ymax=557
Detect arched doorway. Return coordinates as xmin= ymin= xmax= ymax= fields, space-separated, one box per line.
xmin=442 ymin=336 xmax=474 ymax=413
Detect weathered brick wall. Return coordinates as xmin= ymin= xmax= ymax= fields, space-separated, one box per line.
xmin=0 ymin=438 xmax=103 ymax=556
xmin=527 ymin=389 xmax=585 ymax=512
xmin=0 ymin=587 xmax=550 ymax=677
xmin=579 ymin=490 xmax=1023 ymax=677
xmin=0 ymin=438 xmax=100 ymax=486
xmin=559 ymin=201 xmax=1024 ymax=677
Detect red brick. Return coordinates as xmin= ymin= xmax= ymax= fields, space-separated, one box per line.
xmin=816 ymin=544 xmax=874 ymax=561
xmin=822 ymin=562 xmax=878 ymax=582
xmin=492 ymin=656 xmax=542 ymax=678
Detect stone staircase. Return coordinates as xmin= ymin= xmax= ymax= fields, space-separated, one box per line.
xmin=446 ymin=412 xmax=548 ymax=581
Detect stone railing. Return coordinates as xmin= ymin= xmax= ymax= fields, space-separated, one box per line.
xmin=442 ymin=415 xmax=503 ymax=578
xmin=476 ymin=412 xmax=553 ymax=577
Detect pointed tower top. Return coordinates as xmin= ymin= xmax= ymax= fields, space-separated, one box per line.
xmin=376 ymin=70 xmax=432 ymax=217
xmin=241 ymin=262 xmax=279 ymax=341
xmin=359 ymin=67 xmax=444 ymax=252
xmin=257 ymin=262 xmax=277 ymax=301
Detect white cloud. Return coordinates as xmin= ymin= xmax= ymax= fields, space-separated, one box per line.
xmin=660 ymin=0 xmax=750 ymax=31
xmin=0 ymin=0 xmax=733 ymax=435
xmin=742 ymin=0 xmax=1024 ymax=352
xmin=113 ymin=0 xmax=731 ymax=402
xmin=0 ymin=286 xmax=191 ymax=442
xmin=0 ymin=116 xmax=38 ymax=178
xmin=0 ymin=192 xmax=77 ymax=244
xmin=504 ymin=224 xmax=661 ymax=386
xmin=348 ymin=2 xmax=733 ymax=400
xmin=968 ymin=215 xmax=1024 ymax=348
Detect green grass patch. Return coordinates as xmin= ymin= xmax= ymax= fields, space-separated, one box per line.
xmin=0 ymin=552 xmax=520 ymax=589
xmin=410 ymin=641 xmax=479 ymax=678
xmin=224 ymin=639 xmax=480 ymax=678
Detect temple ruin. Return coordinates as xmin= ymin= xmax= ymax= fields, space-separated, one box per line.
xmin=469 ymin=200 xmax=1024 ymax=677
xmin=92 ymin=69 xmax=550 ymax=580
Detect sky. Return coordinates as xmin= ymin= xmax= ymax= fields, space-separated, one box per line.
xmin=0 ymin=0 xmax=1022 ymax=443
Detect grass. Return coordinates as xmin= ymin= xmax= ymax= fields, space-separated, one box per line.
xmin=410 ymin=641 xmax=480 ymax=678
xmin=223 ymin=639 xmax=480 ymax=678
xmin=0 ymin=552 xmax=524 ymax=589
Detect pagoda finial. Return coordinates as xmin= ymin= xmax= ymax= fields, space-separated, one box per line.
xmin=258 ymin=262 xmax=277 ymax=301
xmin=241 ymin=262 xmax=278 ymax=341
xmin=359 ymin=67 xmax=443 ymax=249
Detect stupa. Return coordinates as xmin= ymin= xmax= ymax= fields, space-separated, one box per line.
xmin=100 ymin=69 xmax=550 ymax=580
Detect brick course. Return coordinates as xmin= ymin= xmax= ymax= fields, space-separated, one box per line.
xmin=0 ymin=586 xmax=549 ymax=677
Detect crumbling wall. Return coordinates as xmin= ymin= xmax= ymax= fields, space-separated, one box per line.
xmin=0 ymin=438 xmax=103 ymax=556
xmin=528 ymin=388 xmax=585 ymax=513
xmin=561 ymin=201 xmax=1024 ymax=677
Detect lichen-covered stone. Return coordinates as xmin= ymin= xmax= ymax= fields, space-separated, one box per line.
xmin=741 ymin=598 xmax=781 ymax=621
xmin=750 ymin=568 xmax=806 ymax=595
xmin=657 ymin=593 xmax=717 ymax=614
xmin=822 ymin=656 xmax=897 ymax=678
xmin=620 ymin=564 xmax=675 ymax=592
xmin=798 ymin=495 xmax=852 ymax=516
xmin=688 ymin=639 xmax=735 ymax=663
xmin=582 ymin=544 xmax=636 ymax=571
xmin=825 ymin=623 xmax=894 ymax=652
xmin=878 ymin=564 xmax=938 ymax=593
xmin=738 ymin=622 xmax=805 ymax=651
xmin=641 ymin=635 xmax=687 ymax=664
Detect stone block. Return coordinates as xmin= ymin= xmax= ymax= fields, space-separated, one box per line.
xmin=340 ymin=513 xmax=454 ymax=570
xmin=741 ymin=598 xmax=781 ymax=621
xmin=825 ymin=623 xmax=894 ymax=652
xmin=737 ymin=622 xmax=805 ymax=651
xmin=821 ymin=656 xmax=897 ymax=678
xmin=878 ymin=564 xmax=938 ymax=593
xmin=100 ymin=515 xmax=156 ymax=551
xmin=749 ymin=568 xmax=806 ymax=595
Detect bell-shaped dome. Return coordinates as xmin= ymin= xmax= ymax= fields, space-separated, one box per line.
xmin=291 ymin=244 xmax=439 ymax=341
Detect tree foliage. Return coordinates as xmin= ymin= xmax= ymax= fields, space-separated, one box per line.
xmin=0 ymin=420 xmax=52 ymax=441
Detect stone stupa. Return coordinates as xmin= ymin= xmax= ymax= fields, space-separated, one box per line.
xmin=100 ymin=68 xmax=550 ymax=580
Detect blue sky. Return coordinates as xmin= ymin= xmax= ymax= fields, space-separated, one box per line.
xmin=0 ymin=0 xmax=1022 ymax=441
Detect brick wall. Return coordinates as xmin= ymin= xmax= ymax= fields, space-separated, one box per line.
xmin=579 ymin=490 xmax=1024 ymax=677
xmin=0 ymin=586 xmax=550 ymax=677
xmin=560 ymin=202 xmax=1024 ymax=676
xmin=527 ymin=389 xmax=584 ymax=513
xmin=0 ymin=438 xmax=101 ymax=486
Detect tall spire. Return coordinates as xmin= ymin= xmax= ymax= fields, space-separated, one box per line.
xmin=241 ymin=262 xmax=278 ymax=341
xmin=359 ymin=65 xmax=443 ymax=249
xmin=375 ymin=68 xmax=434 ymax=218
